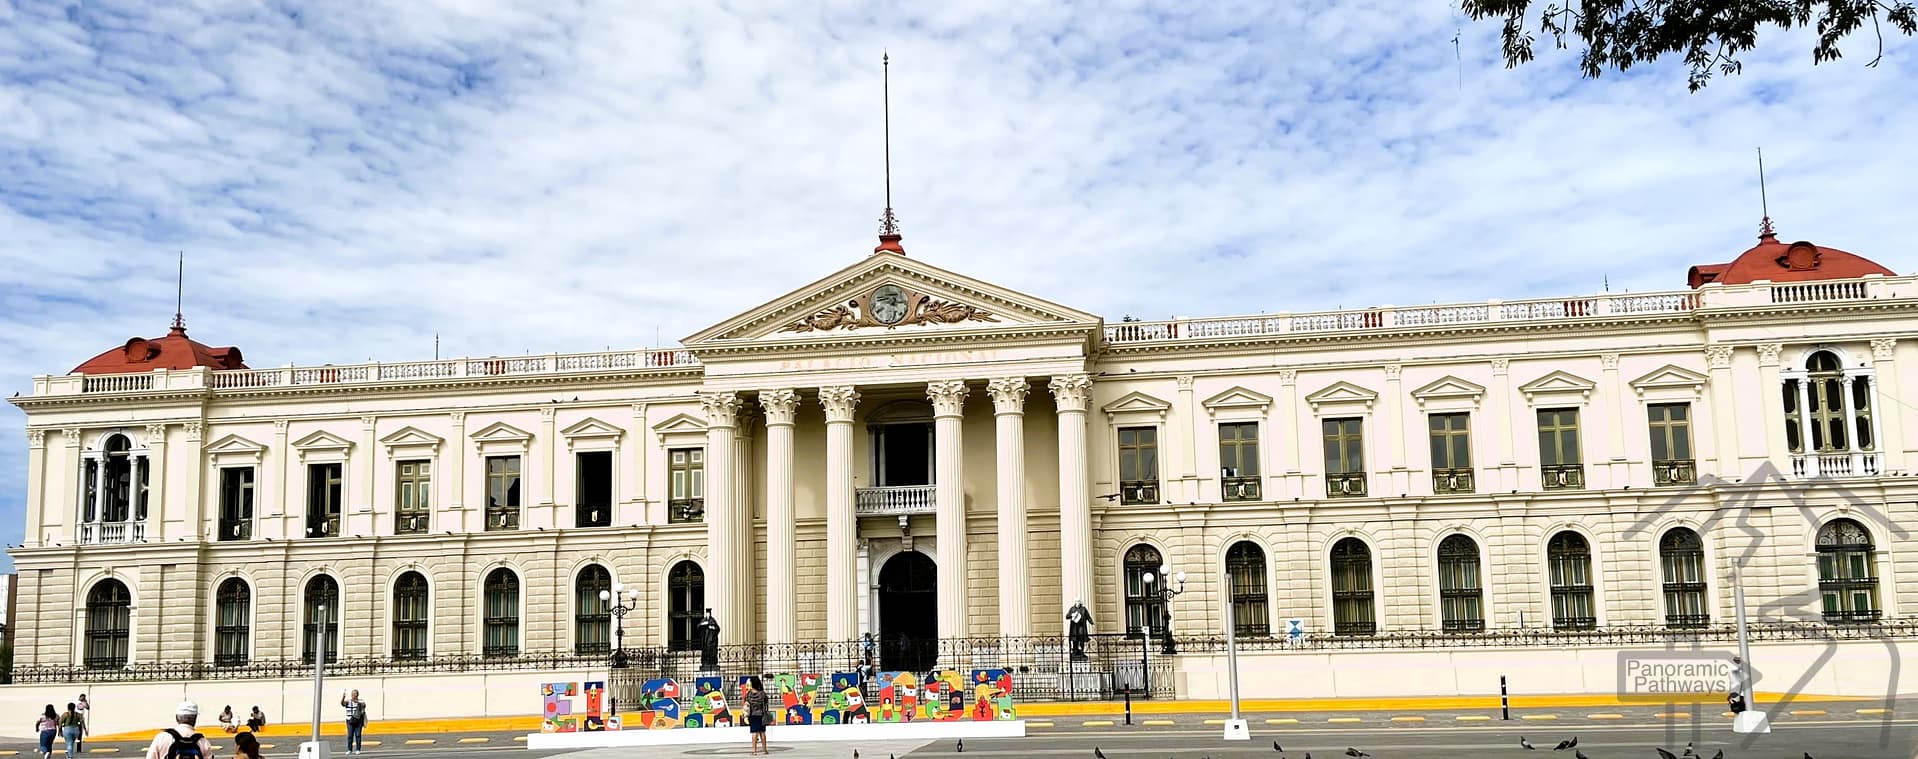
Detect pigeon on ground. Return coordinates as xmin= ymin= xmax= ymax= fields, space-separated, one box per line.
xmin=1711 ymin=751 xmax=1723 ymax=759
xmin=1094 ymin=748 xmax=1106 ymax=759
xmin=1275 ymin=742 xmax=1284 ymax=752
xmin=1554 ymin=737 xmax=1577 ymax=750
xmin=1682 ymin=741 xmax=1696 ymax=757
xmin=957 ymin=740 xmax=964 ymax=753
xmin=1520 ymin=736 xmax=1537 ymax=750
xmin=1655 ymin=749 xmax=1678 ymax=759
xmin=1345 ymin=750 xmax=1369 ymax=758
xmin=1575 ymin=751 xmax=1589 ymax=759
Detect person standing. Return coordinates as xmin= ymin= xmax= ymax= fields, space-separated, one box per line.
xmin=742 ymin=677 xmax=770 ymax=756
xmin=35 ymin=705 xmax=59 ymax=759
xmin=58 ymin=703 xmax=83 ymax=759
xmin=144 ymin=701 xmax=212 ymax=759
xmin=339 ymin=690 xmax=366 ymax=755
xmin=73 ymin=696 xmax=90 ymax=755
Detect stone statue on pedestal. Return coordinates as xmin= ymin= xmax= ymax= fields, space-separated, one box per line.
xmin=698 ymin=608 xmax=721 ymax=670
xmin=1066 ymin=600 xmax=1094 ymax=661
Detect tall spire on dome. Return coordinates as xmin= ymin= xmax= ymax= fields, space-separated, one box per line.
xmin=874 ymin=51 xmax=905 ymax=255
xmin=1756 ymin=147 xmax=1776 ymax=241
xmin=170 ymin=251 xmax=187 ymax=335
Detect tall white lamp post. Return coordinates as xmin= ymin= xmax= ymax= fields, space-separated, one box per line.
xmin=1221 ymin=568 xmax=1249 ymax=740
xmin=298 ymin=604 xmax=331 ymax=759
xmin=1731 ymin=561 xmax=1771 ymax=734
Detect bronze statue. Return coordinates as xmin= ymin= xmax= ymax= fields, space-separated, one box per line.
xmin=1066 ymin=600 xmax=1094 ymax=661
xmin=698 ymin=608 xmax=721 ymax=670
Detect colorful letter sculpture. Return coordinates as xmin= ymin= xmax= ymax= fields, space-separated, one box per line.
xmin=539 ymin=671 xmax=1015 ymax=732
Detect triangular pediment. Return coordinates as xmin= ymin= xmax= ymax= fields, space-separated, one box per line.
xmin=378 ymin=426 xmax=444 ymax=451
xmin=1410 ymin=376 xmax=1487 ymax=403
xmin=1518 ymin=370 xmax=1597 ymax=400
xmin=560 ymin=417 xmax=624 ymax=439
xmin=684 ymin=253 xmax=1101 ymax=344
xmin=1201 ymin=386 xmax=1273 ymax=413
xmin=470 ymin=422 xmax=532 ymax=443
xmin=1304 ymin=381 xmax=1378 ymax=410
xmin=651 ymin=412 xmax=707 ymax=436
xmin=290 ymin=430 xmax=353 ymax=452
xmin=1102 ymin=391 xmax=1173 ymax=417
xmin=1630 ymin=364 xmax=1709 ymax=393
xmin=206 ymin=434 xmax=265 ymax=455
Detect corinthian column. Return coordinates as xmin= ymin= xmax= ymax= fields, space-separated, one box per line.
xmin=928 ymin=380 xmax=970 ymax=640
xmin=760 ymin=389 xmax=800 ymax=645
xmin=987 ymin=377 xmax=1030 ymax=637
xmin=699 ymin=390 xmax=743 ymax=644
xmin=1049 ymin=374 xmax=1095 ymax=629
xmin=820 ymin=386 xmax=862 ymax=641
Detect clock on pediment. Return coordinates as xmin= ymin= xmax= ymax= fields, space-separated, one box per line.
xmin=781 ymin=283 xmax=999 ymax=333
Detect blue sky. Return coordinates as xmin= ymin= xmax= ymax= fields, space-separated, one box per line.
xmin=0 ymin=1 xmax=1912 ymax=570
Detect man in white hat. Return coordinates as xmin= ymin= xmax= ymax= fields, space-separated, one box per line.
xmin=144 ymin=701 xmax=211 ymax=759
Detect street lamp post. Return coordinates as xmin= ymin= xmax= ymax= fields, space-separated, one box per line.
xmin=600 ymin=581 xmax=640 ymax=670
xmin=1141 ymin=564 xmax=1188 ymax=655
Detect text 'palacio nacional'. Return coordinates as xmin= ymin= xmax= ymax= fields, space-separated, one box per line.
xmin=7 ymin=213 xmax=1918 ymax=725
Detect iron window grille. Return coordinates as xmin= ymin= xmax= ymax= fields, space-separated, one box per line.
xmin=1330 ymin=538 xmax=1376 ymax=636
xmin=1438 ymin=534 xmax=1484 ymax=633
xmin=302 ymin=576 xmax=340 ymax=664
xmin=1122 ymin=544 xmax=1167 ymax=639
xmin=482 ymin=569 xmax=521 ymax=658
xmin=667 ymin=561 xmax=705 ymax=651
xmin=392 ymin=572 xmax=430 ymax=661
xmin=84 ymin=580 xmax=132 ymax=670
xmin=1225 ymin=541 xmax=1270 ymax=636
xmin=214 ymin=578 xmax=251 ymax=667
xmin=1659 ymin=528 xmax=1709 ymax=629
xmin=1548 ymin=531 xmax=1596 ymax=630
xmin=1817 ymin=518 xmax=1880 ymax=623
xmin=575 ymin=565 xmax=612 ymax=655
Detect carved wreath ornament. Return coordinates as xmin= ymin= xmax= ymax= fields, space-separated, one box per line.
xmin=781 ymin=284 xmax=999 ymax=333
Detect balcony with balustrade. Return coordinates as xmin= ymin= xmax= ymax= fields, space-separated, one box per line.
xmin=855 ymin=485 xmax=935 ymax=517
xmin=78 ymin=521 xmax=145 ymax=545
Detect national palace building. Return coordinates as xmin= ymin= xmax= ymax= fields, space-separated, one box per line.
xmin=7 ymin=218 xmax=1917 ymax=723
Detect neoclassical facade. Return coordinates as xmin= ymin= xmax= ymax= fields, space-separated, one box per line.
xmin=9 ymin=224 xmax=1917 ymax=682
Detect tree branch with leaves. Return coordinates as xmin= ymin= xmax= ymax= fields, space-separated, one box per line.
xmin=1462 ymin=0 xmax=1917 ymax=90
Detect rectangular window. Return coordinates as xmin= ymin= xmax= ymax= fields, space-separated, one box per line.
xmin=1782 ymin=380 xmax=1803 ymax=453
xmin=306 ymin=463 xmax=343 ymax=538
xmin=1218 ymin=422 xmax=1261 ymax=502
xmin=395 ymin=460 xmax=431 ymax=534
xmin=575 ymin=451 xmax=614 ymax=528
xmin=485 ymin=456 xmax=521 ymax=531
xmin=668 ymin=448 xmax=705 ymax=523
xmin=1647 ymin=403 xmax=1696 ymax=486
xmin=1117 ymin=426 xmax=1160 ymax=505
xmin=1322 ymin=417 xmax=1366 ymax=497
xmin=1537 ymin=408 xmax=1584 ymax=490
xmin=217 ymin=467 xmax=255 ymax=541
xmin=1428 ymin=413 xmax=1474 ymax=494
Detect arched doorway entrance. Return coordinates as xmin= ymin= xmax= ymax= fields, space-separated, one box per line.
xmin=877 ymin=551 xmax=938 ymax=672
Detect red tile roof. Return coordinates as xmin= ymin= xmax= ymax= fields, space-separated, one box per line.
xmin=71 ymin=325 xmax=246 ymax=375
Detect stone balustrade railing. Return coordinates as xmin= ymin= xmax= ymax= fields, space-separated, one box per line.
xmin=38 ymin=348 xmax=700 ymax=397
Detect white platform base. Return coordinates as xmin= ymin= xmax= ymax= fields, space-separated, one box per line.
xmin=525 ymin=720 xmax=1027 ymax=749
xmin=1221 ymin=719 xmax=1250 ymax=740
xmin=1732 ymin=711 xmax=1771 ymax=734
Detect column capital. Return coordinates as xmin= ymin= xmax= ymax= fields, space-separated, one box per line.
xmin=1757 ymin=343 xmax=1783 ymax=366
xmin=26 ymin=429 xmax=46 ymax=449
xmin=144 ymin=423 xmax=169 ymax=442
xmin=927 ymin=380 xmax=969 ymax=418
xmin=1383 ymin=364 xmax=1403 ymax=380
xmin=1489 ymin=358 xmax=1509 ymax=375
xmin=183 ymin=421 xmax=202 ymax=442
xmin=1706 ymin=345 xmax=1734 ymax=369
xmin=759 ymin=389 xmax=800 ymax=426
xmin=986 ymin=377 xmax=1030 ymax=414
xmin=1871 ymin=338 xmax=1898 ymax=361
xmin=819 ymin=386 xmax=861 ymax=423
xmin=272 ymin=419 xmax=290 ymax=434
xmin=699 ymin=390 xmax=744 ymax=429
xmin=62 ymin=427 xmax=82 ymax=447
xmin=1599 ymin=353 xmax=1619 ymax=371
xmin=1048 ymin=374 xmax=1093 ymax=412
xmin=448 ymin=411 xmax=466 ymax=426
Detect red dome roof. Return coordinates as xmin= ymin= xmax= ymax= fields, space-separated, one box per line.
xmin=1689 ymin=227 xmax=1895 ymax=288
xmin=72 ymin=325 xmax=246 ymax=375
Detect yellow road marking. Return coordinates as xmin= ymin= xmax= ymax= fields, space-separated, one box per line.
xmin=1081 ymin=720 xmax=1114 ymax=727
xmin=0 ymin=751 xmax=20 ymax=756
xmin=1520 ymin=714 xmax=1559 ymax=721
xmin=1720 ymin=712 xmax=1736 ymax=718
xmin=1587 ymin=713 xmax=1627 ymax=720
xmin=87 ymin=750 xmax=121 ymax=755
xmin=1203 ymin=719 xmax=1227 ymax=725
xmin=511 ymin=737 xmax=527 ymax=742
xmin=1142 ymin=719 xmax=1176 ymax=726
xmin=1858 ymin=708 xmax=1892 ymax=715
xmin=1328 ymin=717 xmax=1363 ymax=723
xmin=457 ymin=738 xmax=490 ymax=744
xmin=1655 ymin=712 xmax=1692 ymax=719
xmin=361 ymin=741 xmax=382 ymax=747
xmin=1027 ymin=721 xmax=1055 ymax=728
xmin=1455 ymin=715 xmax=1491 ymax=722
xmin=257 ymin=745 xmax=275 ymax=751
xmin=403 ymin=739 xmax=436 ymax=745
xmin=1266 ymin=718 xmax=1300 ymax=725
xmin=1391 ymin=716 xmax=1426 ymax=722
xmin=1790 ymin=709 xmax=1828 ymax=716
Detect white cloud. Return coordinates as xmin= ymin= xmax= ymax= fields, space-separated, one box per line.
xmin=0 ymin=1 xmax=1912 ymax=563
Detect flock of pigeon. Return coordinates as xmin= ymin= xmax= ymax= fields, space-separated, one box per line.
xmin=842 ymin=737 xmax=1824 ymax=758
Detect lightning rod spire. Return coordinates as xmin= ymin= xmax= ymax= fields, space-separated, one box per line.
xmin=875 ymin=51 xmax=905 ymax=255
xmin=171 ymin=251 xmax=186 ymax=334
xmin=1757 ymin=147 xmax=1775 ymax=240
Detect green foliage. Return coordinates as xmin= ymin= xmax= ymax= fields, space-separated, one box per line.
xmin=1462 ymin=0 xmax=1918 ymax=90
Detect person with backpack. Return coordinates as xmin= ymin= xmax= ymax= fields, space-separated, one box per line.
xmin=58 ymin=703 xmax=84 ymax=759
xmin=339 ymin=690 xmax=367 ymax=755
xmin=35 ymin=705 xmax=59 ymax=759
xmin=144 ymin=701 xmax=211 ymax=759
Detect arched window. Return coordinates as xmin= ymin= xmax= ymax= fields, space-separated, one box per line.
xmin=1122 ymin=544 xmax=1166 ymax=639
xmin=80 ymin=434 xmax=148 ymax=544
xmin=1437 ymin=535 xmax=1483 ymax=632
xmin=1547 ymin=532 xmax=1595 ymax=630
xmin=1783 ymin=350 xmax=1878 ymax=475
xmin=1817 ymin=519 xmax=1880 ymax=622
xmin=83 ymin=579 xmax=131 ymax=669
xmin=483 ymin=568 xmax=520 ymax=657
xmin=302 ymin=575 xmax=340 ymax=664
xmin=1225 ymin=542 xmax=1269 ymax=637
xmin=575 ymin=565 xmax=612 ymax=655
xmin=1659 ymin=528 xmax=1708 ymax=629
xmin=214 ymin=578 xmax=251 ymax=667
xmin=1330 ymin=538 xmax=1375 ymax=636
xmin=392 ymin=572 xmax=429 ymax=660
xmin=666 ymin=561 xmax=704 ymax=651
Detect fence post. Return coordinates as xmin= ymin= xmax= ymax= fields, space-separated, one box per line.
xmin=1500 ymin=675 xmax=1510 ymax=720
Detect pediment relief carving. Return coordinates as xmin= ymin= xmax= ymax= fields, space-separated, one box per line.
xmin=781 ymin=283 xmax=999 ymax=333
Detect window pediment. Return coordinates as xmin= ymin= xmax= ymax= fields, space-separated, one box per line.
xmin=1629 ymin=365 xmax=1708 ymax=399
xmin=1517 ymin=370 xmax=1596 ymax=405
xmin=207 ymin=434 xmax=266 ymax=466
xmin=470 ymin=421 xmax=532 ymax=455
xmin=1201 ymin=386 xmax=1273 ymax=418
xmin=1304 ymin=381 xmax=1378 ymax=413
xmin=1410 ymin=376 xmax=1486 ymax=409
xmin=379 ymin=426 xmax=444 ymax=454
xmin=651 ymin=412 xmax=707 ymax=445
xmin=290 ymin=430 xmax=353 ymax=460
xmin=1102 ymin=391 xmax=1173 ymax=425
xmin=560 ymin=417 xmax=624 ymax=443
